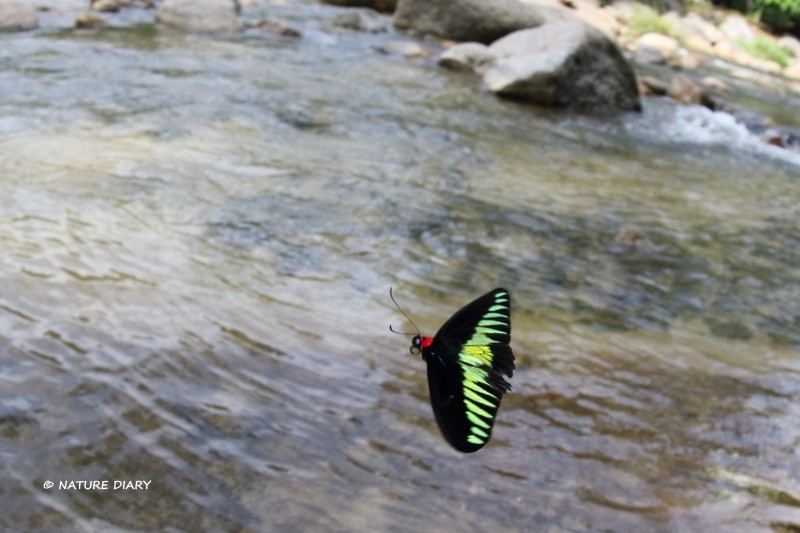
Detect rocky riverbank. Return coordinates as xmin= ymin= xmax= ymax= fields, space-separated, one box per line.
xmin=1 ymin=0 xmax=798 ymax=147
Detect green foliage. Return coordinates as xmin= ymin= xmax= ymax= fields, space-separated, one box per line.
xmin=756 ymin=0 xmax=800 ymax=32
xmin=628 ymin=5 xmax=674 ymax=37
xmin=712 ymin=0 xmax=800 ymax=33
xmin=736 ymin=35 xmax=795 ymax=66
xmin=627 ymin=4 xmax=692 ymax=43
xmin=754 ymin=0 xmax=800 ymax=16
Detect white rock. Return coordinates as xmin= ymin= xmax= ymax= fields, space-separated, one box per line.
xmin=156 ymin=0 xmax=241 ymax=33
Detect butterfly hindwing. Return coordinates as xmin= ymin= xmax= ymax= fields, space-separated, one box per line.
xmin=423 ymin=288 xmax=515 ymax=453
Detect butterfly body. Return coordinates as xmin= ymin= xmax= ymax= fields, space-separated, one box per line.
xmin=408 ymin=288 xmax=515 ymax=453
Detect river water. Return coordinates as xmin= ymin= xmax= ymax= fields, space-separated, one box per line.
xmin=1 ymin=1 xmax=799 ymax=531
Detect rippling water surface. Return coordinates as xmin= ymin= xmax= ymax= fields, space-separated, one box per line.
xmin=1 ymin=1 xmax=799 ymax=530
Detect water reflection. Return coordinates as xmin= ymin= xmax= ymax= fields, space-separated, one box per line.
xmin=1 ymin=2 xmax=799 ymax=530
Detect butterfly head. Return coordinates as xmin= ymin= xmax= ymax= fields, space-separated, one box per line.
xmin=410 ymin=335 xmax=433 ymax=359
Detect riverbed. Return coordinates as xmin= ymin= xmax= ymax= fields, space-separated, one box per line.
xmin=1 ymin=1 xmax=799 ymax=530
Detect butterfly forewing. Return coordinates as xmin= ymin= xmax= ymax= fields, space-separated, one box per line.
xmin=423 ymin=288 xmax=515 ymax=453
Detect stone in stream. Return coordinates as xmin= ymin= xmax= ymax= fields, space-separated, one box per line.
xmin=91 ymin=0 xmax=127 ymax=13
xmin=156 ymin=0 xmax=241 ymax=33
xmin=394 ymin=0 xmax=569 ymax=44
xmin=483 ymin=20 xmax=641 ymax=112
xmin=438 ymin=42 xmax=497 ymax=73
xmin=0 ymin=1 xmax=38 ymax=32
xmin=668 ymin=73 xmax=715 ymax=109
xmin=319 ymin=0 xmax=398 ymax=13
xmin=634 ymin=32 xmax=680 ymax=66
xmin=331 ymin=8 xmax=392 ymax=33
xmin=76 ymin=12 xmax=107 ymax=29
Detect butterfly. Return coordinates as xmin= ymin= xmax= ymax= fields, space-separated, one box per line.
xmin=391 ymin=288 xmax=515 ymax=453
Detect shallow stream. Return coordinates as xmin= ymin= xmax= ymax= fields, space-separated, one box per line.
xmin=1 ymin=1 xmax=799 ymax=530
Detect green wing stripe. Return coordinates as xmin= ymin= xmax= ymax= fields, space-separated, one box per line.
xmin=475 ymin=326 xmax=506 ymax=335
xmin=462 ymin=361 xmax=490 ymax=379
xmin=467 ymin=435 xmax=485 ymax=445
xmin=464 ymin=399 xmax=492 ymax=419
xmin=478 ymin=319 xmax=507 ymax=327
xmin=466 ymin=410 xmax=491 ymax=429
xmin=465 ymin=333 xmax=493 ymax=346
xmin=463 ymin=378 xmax=497 ymax=399
xmin=464 ymin=387 xmax=496 ymax=408
xmin=470 ymin=426 xmax=489 ymax=439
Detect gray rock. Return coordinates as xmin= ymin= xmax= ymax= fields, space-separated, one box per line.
xmin=778 ymin=35 xmax=800 ymax=58
xmin=394 ymin=0 xmax=569 ymax=44
xmin=677 ymin=12 xmax=726 ymax=46
xmin=639 ymin=75 xmax=668 ymax=96
xmin=321 ymin=0 xmax=398 ymax=13
xmin=320 ymin=0 xmax=398 ymax=13
xmin=559 ymin=0 xmax=620 ymax=39
xmin=634 ymin=32 xmax=680 ymax=65
xmin=668 ymin=73 xmax=714 ymax=109
xmin=0 ymin=2 xmax=38 ymax=33
xmin=483 ymin=20 xmax=641 ymax=112
xmin=720 ymin=15 xmax=755 ymax=42
xmin=156 ymin=0 xmax=241 ymax=33
xmin=76 ymin=12 xmax=107 ymax=29
xmin=437 ymin=42 xmax=496 ymax=73
xmin=332 ymin=8 xmax=392 ymax=33
xmin=91 ymin=0 xmax=126 ymax=13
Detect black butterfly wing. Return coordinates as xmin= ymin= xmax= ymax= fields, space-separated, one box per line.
xmin=423 ymin=288 xmax=515 ymax=453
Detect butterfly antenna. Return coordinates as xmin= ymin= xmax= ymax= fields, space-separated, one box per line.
xmin=389 ymin=287 xmax=421 ymax=337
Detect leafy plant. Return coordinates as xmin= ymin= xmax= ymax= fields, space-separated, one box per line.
xmin=628 ymin=5 xmax=672 ymax=36
xmin=715 ymin=0 xmax=800 ymax=32
xmin=736 ymin=35 xmax=794 ymax=67
xmin=754 ymin=0 xmax=800 ymax=16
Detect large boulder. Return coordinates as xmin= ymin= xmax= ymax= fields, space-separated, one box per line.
xmin=156 ymin=0 xmax=241 ymax=33
xmin=0 ymin=1 xmax=38 ymax=32
xmin=394 ymin=0 xmax=569 ymax=44
xmin=483 ymin=20 xmax=641 ymax=112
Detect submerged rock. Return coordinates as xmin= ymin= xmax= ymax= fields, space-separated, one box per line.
xmin=483 ymin=20 xmax=641 ymax=112
xmin=394 ymin=0 xmax=568 ymax=44
xmin=245 ymin=17 xmax=301 ymax=38
xmin=156 ymin=0 xmax=241 ymax=33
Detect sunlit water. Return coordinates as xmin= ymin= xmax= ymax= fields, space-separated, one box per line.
xmin=1 ymin=1 xmax=799 ymax=531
